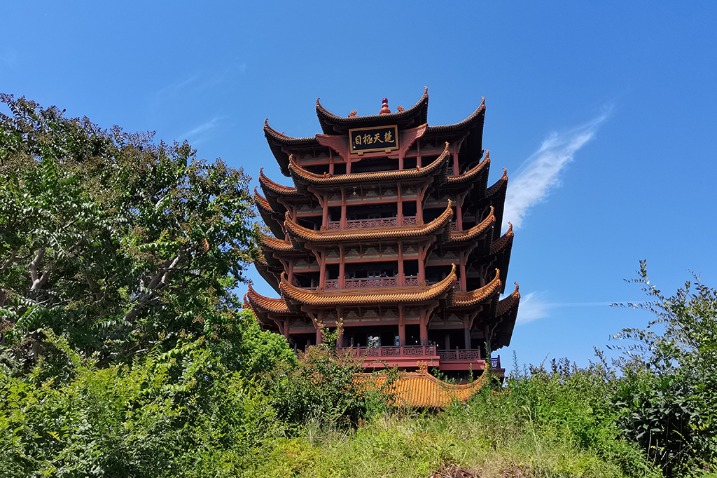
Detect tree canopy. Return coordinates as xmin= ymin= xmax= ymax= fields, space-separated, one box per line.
xmin=0 ymin=94 xmax=259 ymax=367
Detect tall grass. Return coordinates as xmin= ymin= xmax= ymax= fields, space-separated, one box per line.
xmin=250 ymin=362 xmax=661 ymax=477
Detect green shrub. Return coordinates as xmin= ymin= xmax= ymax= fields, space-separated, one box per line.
xmin=268 ymin=341 xmax=393 ymax=430
xmin=611 ymin=261 xmax=717 ymax=476
xmin=0 ymin=333 xmax=285 ymax=477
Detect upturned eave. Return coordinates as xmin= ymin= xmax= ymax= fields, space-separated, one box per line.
xmin=315 ymin=87 xmax=429 ymax=134
xmin=288 ymin=142 xmax=450 ymax=187
xmin=451 ymin=269 xmax=502 ymax=308
xmin=449 ymin=207 xmax=495 ymax=244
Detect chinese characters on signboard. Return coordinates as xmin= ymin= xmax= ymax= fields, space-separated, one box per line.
xmin=349 ymin=125 xmax=399 ymax=154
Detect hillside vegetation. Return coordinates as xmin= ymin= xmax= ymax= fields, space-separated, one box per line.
xmin=1 ymin=97 xmax=715 ymax=477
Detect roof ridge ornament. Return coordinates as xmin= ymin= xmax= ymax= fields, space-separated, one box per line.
xmin=379 ymin=97 xmax=391 ymax=115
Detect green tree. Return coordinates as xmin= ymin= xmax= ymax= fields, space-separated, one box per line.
xmin=0 ymin=95 xmax=259 ymax=366
xmin=611 ymin=260 xmax=717 ymax=476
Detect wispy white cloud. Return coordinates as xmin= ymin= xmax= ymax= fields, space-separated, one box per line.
xmin=157 ymin=73 xmax=201 ymax=97
xmin=516 ymin=290 xmax=637 ymax=325
xmin=1 ymin=47 xmax=19 ymax=70
xmin=178 ymin=116 xmax=225 ymax=145
xmin=516 ymin=292 xmax=549 ymax=324
xmin=504 ymin=108 xmax=612 ymax=229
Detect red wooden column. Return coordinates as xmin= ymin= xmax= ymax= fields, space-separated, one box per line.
xmin=459 ymin=252 xmax=467 ymax=291
xmin=321 ymin=197 xmax=329 ymax=229
xmin=397 ymin=183 xmax=403 ymax=225
xmin=418 ymin=246 xmax=427 ymax=285
xmin=339 ymin=246 xmax=345 ymax=288
xmin=416 ymin=184 xmax=429 ymax=225
xmin=398 ymin=306 xmax=406 ymax=346
xmin=318 ymin=252 xmax=326 ymax=289
xmin=456 ymin=194 xmax=465 ymax=230
xmin=463 ymin=318 xmax=472 ymax=349
xmin=316 ymin=327 xmax=323 ymax=345
xmin=397 ymin=241 xmax=405 ymax=285
xmin=340 ymin=189 xmax=347 ymax=228
xmin=419 ymin=310 xmax=428 ymax=345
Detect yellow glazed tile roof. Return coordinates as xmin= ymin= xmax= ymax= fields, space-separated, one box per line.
xmin=449 ymin=207 xmax=495 ymax=243
xmin=259 ymin=168 xmax=302 ymax=197
xmin=358 ymin=362 xmax=490 ymax=407
xmin=490 ymin=223 xmax=514 ymax=255
xmin=486 ymin=168 xmax=508 ymax=198
xmin=253 ymin=188 xmax=274 ymax=212
xmin=316 ymin=87 xmax=429 ymax=129
xmin=452 ymin=269 xmax=502 ymax=308
xmin=263 ymin=119 xmax=316 ymax=144
xmin=245 ymin=283 xmax=292 ymax=314
xmin=497 ymin=283 xmax=521 ymax=316
xmin=446 ymin=150 xmax=490 ymax=185
xmin=260 ymin=233 xmax=296 ymax=252
xmin=426 ymin=97 xmax=486 ymax=135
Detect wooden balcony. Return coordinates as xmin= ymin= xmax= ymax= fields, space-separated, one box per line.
xmin=337 ymin=345 xmax=503 ymax=375
xmin=327 ymin=216 xmax=417 ymax=230
xmin=324 ymin=275 xmax=419 ymax=290
xmin=338 ymin=345 xmax=439 ymax=369
xmin=437 ymin=349 xmax=487 ymax=372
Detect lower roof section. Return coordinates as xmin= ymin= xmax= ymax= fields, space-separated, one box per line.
xmin=357 ymin=362 xmax=491 ymax=408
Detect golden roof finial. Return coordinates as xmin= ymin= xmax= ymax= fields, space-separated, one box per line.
xmin=379 ymin=97 xmax=391 ymax=115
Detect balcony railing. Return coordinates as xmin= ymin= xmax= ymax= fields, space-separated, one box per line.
xmin=324 ymin=275 xmax=419 ymax=290
xmin=437 ymin=350 xmax=501 ymax=369
xmin=437 ymin=349 xmax=482 ymax=361
xmin=327 ymin=216 xmax=417 ymax=230
xmin=339 ymin=344 xmax=437 ymax=358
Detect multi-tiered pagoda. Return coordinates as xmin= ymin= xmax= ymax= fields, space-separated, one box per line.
xmin=246 ymin=89 xmax=519 ymax=377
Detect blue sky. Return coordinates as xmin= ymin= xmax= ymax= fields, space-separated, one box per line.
xmin=3 ymin=1 xmax=716 ymax=369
